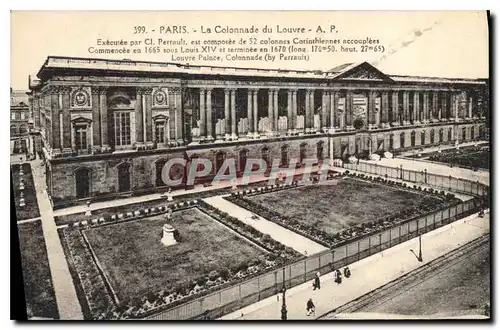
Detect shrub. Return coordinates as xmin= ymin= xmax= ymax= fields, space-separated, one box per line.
xmin=208 ymin=270 xmax=219 ymax=281
xmin=173 ymin=229 xmax=182 ymax=242
xmin=197 ymin=277 xmax=208 ymax=286
xmin=220 ymin=268 xmax=230 ymax=280
xmin=261 ymin=234 xmax=271 ymax=242
xmin=238 ymin=262 xmax=248 ymax=273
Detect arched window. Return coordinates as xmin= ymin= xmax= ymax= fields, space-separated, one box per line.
xmin=215 ymin=151 xmax=226 ymax=174
xmin=400 ymin=132 xmax=405 ymax=149
xmin=19 ymin=124 xmax=28 ymax=134
xmin=75 ymin=168 xmax=91 ymax=199
xmin=439 ymin=129 xmax=444 ymax=143
xmin=155 ymin=159 xmax=167 ymax=187
xmin=10 ymin=125 xmax=17 ymax=136
xmin=261 ymin=147 xmax=270 ymax=168
xmin=462 ymin=127 xmax=467 ymax=141
xmin=448 ymin=128 xmax=453 ymax=141
xmin=281 ymin=145 xmax=289 ymax=166
xmin=479 ymin=126 xmax=484 ymax=138
xmin=239 ymin=149 xmax=248 ymax=172
xmin=117 ymin=162 xmax=132 ymax=192
xmin=317 ymin=141 xmax=324 ymax=162
xmin=410 ymin=131 xmax=416 ymax=147
xmin=389 ymin=134 xmax=394 ymax=150
xmin=471 ymin=126 xmax=475 ymax=139
xmin=420 ymin=131 xmax=425 ymax=146
xmin=430 ymin=129 xmax=435 ymax=144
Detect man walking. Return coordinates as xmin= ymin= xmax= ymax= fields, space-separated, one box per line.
xmin=306 ymin=298 xmax=315 ymax=316
xmin=313 ymin=271 xmax=321 ymax=290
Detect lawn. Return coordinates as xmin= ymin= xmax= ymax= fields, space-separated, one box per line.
xmin=83 ymin=207 xmax=268 ymax=303
xmin=245 ymin=178 xmax=441 ymax=236
xmin=11 ymin=164 xmax=40 ymax=221
xmin=428 ymin=150 xmax=490 ymax=170
xmin=17 ymin=220 xmax=59 ymax=319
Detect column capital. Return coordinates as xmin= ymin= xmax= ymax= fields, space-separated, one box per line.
xmin=99 ymin=86 xmax=109 ymax=95
xmin=91 ymin=86 xmax=101 ymax=95
xmin=60 ymin=86 xmax=71 ymax=95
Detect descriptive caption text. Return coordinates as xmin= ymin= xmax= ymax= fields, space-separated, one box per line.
xmin=86 ymin=24 xmax=386 ymax=63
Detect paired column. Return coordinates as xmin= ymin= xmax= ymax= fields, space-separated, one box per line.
xmin=402 ymin=91 xmax=410 ymax=125
xmin=61 ymin=87 xmax=72 ymax=152
xmin=391 ymin=91 xmax=399 ymax=126
xmin=173 ymin=88 xmax=183 ymax=144
xmin=144 ymin=88 xmax=153 ymax=144
xmin=50 ymin=87 xmax=61 ymax=152
xmin=432 ymin=91 xmax=439 ymax=121
xmin=292 ymin=89 xmax=298 ymax=132
xmin=345 ymin=90 xmax=353 ymax=128
xmin=381 ymin=91 xmax=389 ymax=127
xmin=330 ymin=91 xmax=338 ymax=128
xmin=224 ymin=89 xmax=230 ymax=137
xmin=231 ymin=89 xmax=237 ymax=138
xmin=422 ymin=91 xmax=429 ymax=123
xmin=441 ymin=92 xmax=448 ymax=120
xmin=253 ymin=89 xmax=259 ymax=135
xmin=247 ymin=89 xmax=253 ymax=135
xmin=321 ymin=90 xmax=328 ymax=128
xmin=206 ymin=89 xmax=213 ymax=140
xmin=268 ymin=89 xmax=274 ymax=131
xmin=367 ymin=91 xmax=376 ymax=128
xmin=413 ymin=91 xmax=420 ymax=124
xmin=135 ymin=88 xmax=144 ymax=145
xmin=91 ymin=87 xmax=101 ymax=148
xmin=99 ymin=87 xmax=109 ymax=149
xmin=287 ymin=90 xmax=293 ymax=132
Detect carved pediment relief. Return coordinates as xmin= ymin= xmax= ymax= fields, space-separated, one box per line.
xmin=334 ymin=62 xmax=394 ymax=82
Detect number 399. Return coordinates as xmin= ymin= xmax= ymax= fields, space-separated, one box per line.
xmin=134 ymin=26 xmax=146 ymax=34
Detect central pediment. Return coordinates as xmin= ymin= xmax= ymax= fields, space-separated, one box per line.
xmin=329 ymin=62 xmax=394 ymax=83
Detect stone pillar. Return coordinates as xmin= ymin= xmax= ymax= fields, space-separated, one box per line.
xmin=287 ymin=89 xmax=293 ymax=133
xmin=206 ymin=88 xmax=213 ymax=140
xmin=304 ymin=90 xmax=310 ymax=131
xmin=231 ymin=89 xmax=237 ymax=139
xmin=381 ymin=91 xmax=389 ymax=127
xmin=402 ymin=91 xmax=410 ymax=125
xmin=413 ymin=91 xmax=420 ymax=124
xmin=468 ymin=95 xmax=473 ymax=118
xmin=268 ymin=89 xmax=274 ymax=131
xmin=224 ymin=89 xmax=230 ymax=138
xmin=432 ymin=91 xmax=439 ymax=121
xmin=253 ymin=90 xmax=259 ymax=136
xmin=391 ymin=91 xmax=399 ymax=126
xmin=134 ymin=88 xmax=144 ymax=145
xmin=199 ymin=89 xmax=206 ymax=139
xmin=50 ymin=87 xmax=61 ymax=152
xmin=422 ymin=91 xmax=429 ymax=123
xmin=454 ymin=92 xmax=460 ymax=122
xmin=61 ymin=87 xmax=72 ymax=152
xmin=309 ymin=90 xmax=315 ymax=131
xmin=144 ymin=88 xmax=153 ymax=144
xmin=273 ymin=89 xmax=279 ymax=133
xmin=330 ymin=91 xmax=338 ymax=128
xmin=99 ymin=87 xmax=109 ymax=150
xmin=247 ymin=89 xmax=253 ymax=135
xmin=292 ymin=89 xmax=297 ymax=132
xmin=441 ymin=91 xmax=448 ymax=120
xmin=174 ymin=88 xmax=183 ymax=145
xmin=346 ymin=90 xmax=353 ymax=129
xmin=368 ymin=91 xmax=376 ymax=128
xmin=91 ymin=87 xmax=101 ymax=148
xmin=321 ymin=91 xmax=328 ymax=128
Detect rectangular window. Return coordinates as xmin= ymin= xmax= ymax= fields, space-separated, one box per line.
xmin=20 ymin=112 xmax=25 ymax=120
xmin=114 ymin=112 xmax=131 ymax=146
xmin=74 ymin=124 xmax=88 ymax=151
xmin=11 ymin=113 xmax=15 ymax=120
xmin=155 ymin=120 xmax=165 ymax=143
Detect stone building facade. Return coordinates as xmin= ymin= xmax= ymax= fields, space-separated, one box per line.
xmin=29 ymin=56 xmax=489 ymax=208
xmin=10 ymin=88 xmax=31 ymax=137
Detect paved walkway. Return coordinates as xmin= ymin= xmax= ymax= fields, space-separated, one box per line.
xmin=53 ymin=165 xmax=323 ymax=217
xmin=204 ymin=196 xmax=328 ymax=256
xmin=30 ymin=159 xmax=83 ymax=320
xmin=370 ymin=158 xmax=489 ymax=186
xmin=220 ymin=212 xmax=489 ymax=320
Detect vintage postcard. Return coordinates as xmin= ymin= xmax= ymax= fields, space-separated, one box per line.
xmin=10 ymin=11 xmax=490 ymax=320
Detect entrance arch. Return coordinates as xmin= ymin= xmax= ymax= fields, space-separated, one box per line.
xmin=75 ymin=167 xmax=91 ymax=199
xmin=117 ymin=162 xmax=132 ymax=192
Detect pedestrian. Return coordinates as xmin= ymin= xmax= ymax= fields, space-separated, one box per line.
xmin=306 ymin=298 xmax=315 ymax=316
xmin=335 ymin=269 xmax=342 ymax=284
xmin=344 ymin=266 xmax=351 ymax=278
xmin=313 ymin=271 xmax=320 ymax=290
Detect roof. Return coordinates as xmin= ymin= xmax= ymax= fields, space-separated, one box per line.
xmin=35 ymin=56 xmax=487 ymax=86
xmin=11 ymin=89 xmax=29 ymax=107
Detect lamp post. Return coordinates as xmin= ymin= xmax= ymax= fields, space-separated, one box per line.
xmin=417 ymin=235 xmax=423 ymax=262
xmin=281 ymin=267 xmax=287 ymax=320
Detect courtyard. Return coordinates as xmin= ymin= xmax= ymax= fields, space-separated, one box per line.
xmin=237 ymin=178 xmax=444 ymax=237
xmin=60 ymin=204 xmax=300 ymax=319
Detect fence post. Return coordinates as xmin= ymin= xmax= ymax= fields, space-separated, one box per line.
xmin=357 ymin=241 xmax=361 ymax=261
xmin=399 ymin=225 xmax=401 ymax=244
xmin=369 ymin=236 xmax=371 ymax=255
xmin=389 ymin=228 xmax=392 ymax=248
xmin=258 ymin=277 xmax=261 ymax=301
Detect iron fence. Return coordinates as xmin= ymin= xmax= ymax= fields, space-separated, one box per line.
xmin=343 ymin=162 xmax=489 ymax=197
xmin=145 ymin=196 xmax=480 ymax=320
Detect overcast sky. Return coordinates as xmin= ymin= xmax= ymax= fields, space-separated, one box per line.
xmin=11 ymin=11 xmax=489 ymax=90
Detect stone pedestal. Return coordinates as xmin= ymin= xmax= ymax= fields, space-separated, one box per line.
xmin=161 ymin=224 xmax=177 ymax=246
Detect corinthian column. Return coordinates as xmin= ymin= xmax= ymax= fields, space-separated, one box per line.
xmin=99 ymin=87 xmax=110 ymax=150
xmin=224 ymin=89 xmax=230 ymax=139
xmin=206 ymin=88 xmax=213 ymax=140
xmin=231 ymin=89 xmax=238 ymax=139
xmin=135 ymin=88 xmax=144 ymax=145
xmin=199 ymin=89 xmax=206 ymax=140
xmin=268 ymin=89 xmax=274 ymax=132
xmin=247 ymin=89 xmax=253 ymax=136
xmin=287 ymin=89 xmax=292 ymax=134
xmin=253 ymin=89 xmax=259 ymax=137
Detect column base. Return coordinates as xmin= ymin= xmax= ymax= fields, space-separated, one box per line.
xmin=206 ymin=135 xmax=214 ymax=142
xmin=62 ymin=147 xmax=73 ymax=154
xmin=431 ymin=118 xmax=440 ymax=123
xmin=413 ymin=120 xmax=421 ymax=125
xmin=231 ymin=133 xmax=238 ymax=140
xmin=327 ymin=128 xmax=336 ymax=134
xmin=367 ymin=124 xmax=378 ymax=130
xmin=224 ymin=134 xmax=231 ymax=141
xmin=345 ymin=125 xmax=355 ymax=131
xmin=176 ymin=139 xmax=185 ymax=146
xmin=391 ymin=122 xmax=400 ymax=127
